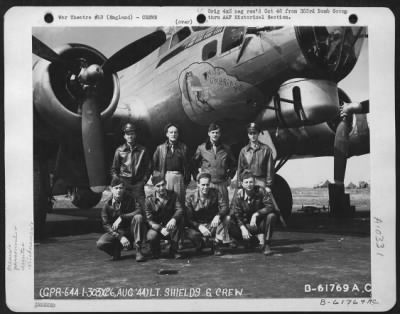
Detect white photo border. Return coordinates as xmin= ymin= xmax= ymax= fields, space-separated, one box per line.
xmin=4 ymin=6 xmax=396 ymax=311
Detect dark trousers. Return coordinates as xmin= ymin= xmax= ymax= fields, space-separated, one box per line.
xmin=120 ymin=177 xmax=146 ymax=210
xmin=96 ymin=214 xmax=147 ymax=256
xmin=185 ymin=215 xmax=231 ymax=245
xmin=184 ymin=223 xmax=217 ymax=246
xmin=229 ymin=213 xmax=277 ymax=243
xmin=147 ymin=218 xmax=184 ymax=252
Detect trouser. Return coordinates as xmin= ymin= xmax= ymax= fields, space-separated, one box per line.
xmin=210 ymin=181 xmax=230 ymax=206
xmin=165 ymin=171 xmax=187 ymax=245
xmin=146 ymin=218 xmax=184 ymax=252
xmin=96 ymin=214 xmax=147 ymax=256
xmin=120 ymin=177 xmax=146 ymax=210
xmin=165 ymin=171 xmax=186 ymax=205
xmin=185 ymin=216 xmax=231 ymax=245
xmin=229 ymin=212 xmax=277 ymax=243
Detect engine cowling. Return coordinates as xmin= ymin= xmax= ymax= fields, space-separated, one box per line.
xmin=256 ymin=78 xmax=339 ymax=129
xmin=33 ymin=43 xmax=120 ymax=135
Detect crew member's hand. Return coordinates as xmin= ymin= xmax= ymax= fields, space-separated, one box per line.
xmin=166 ymin=218 xmax=176 ymax=231
xmin=198 ymin=225 xmax=211 ymax=237
xmin=120 ymin=236 xmax=130 ymax=249
xmin=265 ymin=186 xmax=271 ymax=193
xmin=250 ymin=213 xmax=258 ymax=227
xmin=240 ymin=225 xmax=251 ymax=240
xmin=210 ymin=215 xmax=220 ymax=228
xmin=112 ymin=217 xmax=122 ymax=230
xmin=161 ymin=227 xmax=170 ymax=237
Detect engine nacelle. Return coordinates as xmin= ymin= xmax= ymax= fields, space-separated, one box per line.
xmin=256 ymin=78 xmax=339 ymax=129
xmin=33 ymin=43 xmax=120 ymax=135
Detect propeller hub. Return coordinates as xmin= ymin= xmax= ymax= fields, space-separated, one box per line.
xmin=78 ymin=64 xmax=104 ymax=86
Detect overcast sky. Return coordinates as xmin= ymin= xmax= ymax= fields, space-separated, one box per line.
xmin=33 ymin=27 xmax=370 ymax=187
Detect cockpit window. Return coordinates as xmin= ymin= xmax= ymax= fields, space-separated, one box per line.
xmin=158 ymin=39 xmax=170 ymax=56
xmin=170 ymin=27 xmax=191 ymax=48
xmin=202 ymin=40 xmax=217 ymax=60
xmin=221 ymin=27 xmax=245 ymax=53
xmin=295 ymin=26 xmax=366 ymax=80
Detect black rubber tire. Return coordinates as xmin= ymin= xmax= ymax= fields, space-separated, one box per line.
xmin=272 ymin=174 xmax=293 ymax=222
xmin=71 ymin=187 xmax=102 ymax=209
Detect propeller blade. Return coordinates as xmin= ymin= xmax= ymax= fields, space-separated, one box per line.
xmin=81 ymin=94 xmax=107 ymax=193
xmin=102 ymin=30 xmax=166 ymax=73
xmin=333 ymin=118 xmax=351 ymax=184
xmin=32 ymin=35 xmax=72 ymax=67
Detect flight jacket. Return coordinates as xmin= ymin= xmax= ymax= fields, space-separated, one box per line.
xmin=101 ymin=193 xmax=143 ymax=240
xmin=185 ymin=187 xmax=228 ymax=229
xmin=192 ymin=140 xmax=237 ymax=184
xmin=230 ymin=186 xmax=274 ymax=227
xmin=145 ymin=190 xmax=183 ymax=229
xmin=111 ymin=143 xmax=152 ymax=185
xmin=152 ymin=140 xmax=191 ymax=184
xmin=237 ymin=142 xmax=274 ymax=187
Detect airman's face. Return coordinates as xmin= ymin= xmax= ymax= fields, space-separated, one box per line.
xmin=111 ymin=184 xmax=125 ymax=200
xmin=124 ymin=131 xmax=136 ymax=144
xmin=198 ymin=177 xmax=211 ymax=196
xmin=166 ymin=126 xmax=179 ymax=143
xmin=208 ymin=129 xmax=221 ymax=143
xmin=242 ymin=177 xmax=255 ymax=192
xmin=154 ymin=180 xmax=167 ymax=197
xmin=248 ymin=131 xmax=259 ymax=142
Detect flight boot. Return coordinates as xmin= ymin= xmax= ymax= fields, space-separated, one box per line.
xmin=150 ymin=242 xmax=161 ymax=259
xmin=212 ymin=241 xmax=223 ymax=256
xmin=111 ymin=245 xmax=121 ymax=261
xmin=168 ymin=242 xmax=183 ymax=259
xmin=263 ymin=242 xmax=273 ymax=256
xmin=135 ymin=244 xmax=146 ymax=262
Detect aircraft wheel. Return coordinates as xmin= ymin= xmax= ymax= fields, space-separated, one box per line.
xmin=34 ymin=157 xmax=51 ymax=239
xmin=71 ymin=187 xmax=102 ymax=209
xmin=271 ymin=174 xmax=293 ymax=222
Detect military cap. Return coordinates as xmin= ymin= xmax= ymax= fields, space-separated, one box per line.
xmin=247 ymin=122 xmax=260 ymax=133
xmin=208 ymin=122 xmax=221 ymax=132
xmin=196 ymin=172 xmax=212 ymax=182
xmin=110 ymin=176 xmax=126 ymax=187
xmin=122 ymin=122 xmax=136 ymax=133
xmin=151 ymin=174 xmax=165 ymax=186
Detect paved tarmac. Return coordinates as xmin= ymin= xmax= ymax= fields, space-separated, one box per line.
xmin=35 ymin=205 xmax=371 ymax=300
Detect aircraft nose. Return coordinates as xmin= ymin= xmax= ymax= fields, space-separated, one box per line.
xmin=295 ymin=26 xmax=367 ymax=80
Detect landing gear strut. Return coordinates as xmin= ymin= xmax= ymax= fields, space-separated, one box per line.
xmin=328 ymin=183 xmax=355 ymax=218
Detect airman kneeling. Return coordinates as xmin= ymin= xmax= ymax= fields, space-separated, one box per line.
xmin=229 ymin=170 xmax=278 ymax=256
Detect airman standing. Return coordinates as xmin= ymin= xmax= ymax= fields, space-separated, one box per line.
xmin=111 ymin=123 xmax=152 ymax=209
xmin=237 ymin=122 xmax=274 ymax=192
xmin=192 ymin=122 xmax=237 ymax=205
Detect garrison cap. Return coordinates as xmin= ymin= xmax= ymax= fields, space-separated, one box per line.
xmin=208 ymin=122 xmax=221 ymax=132
xmin=196 ymin=172 xmax=212 ymax=182
xmin=123 ymin=122 xmax=136 ymax=133
xmin=110 ymin=176 xmax=126 ymax=187
xmin=247 ymin=122 xmax=260 ymax=133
